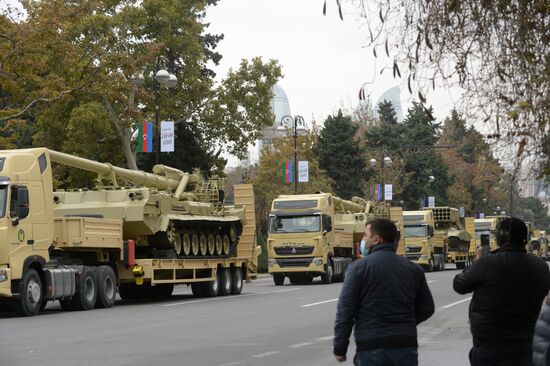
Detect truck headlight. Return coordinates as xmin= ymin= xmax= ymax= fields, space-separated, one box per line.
xmin=420 ymin=254 xmax=430 ymax=260
xmin=0 ymin=269 xmax=6 ymax=283
xmin=268 ymin=259 xmax=278 ymax=267
xmin=312 ymin=257 xmax=323 ymax=266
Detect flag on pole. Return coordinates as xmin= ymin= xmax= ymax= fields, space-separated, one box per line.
xmin=374 ymin=184 xmax=382 ymax=201
xmin=420 ymin=193 xmax=426 ymax=208
xmin=281 ymin=160 xmax=293 ymax=183
xmin=138 ymin=121 xmax=153 ymax=153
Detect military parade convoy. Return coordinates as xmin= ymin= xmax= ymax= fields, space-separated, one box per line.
xmin=0 ymin=148 xmax=547 ymax=316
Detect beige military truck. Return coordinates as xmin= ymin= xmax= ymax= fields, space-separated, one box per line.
xmin=267 ymin=193 xmax=403 ymax=285
xmin=528 ymin=225 xmax=543 ymax=258
xmin=0 ymin=148 xmax=259 ymax=316
xmin=403 ymin=210 xmax=439 ymax=271
xmin=474 ymin=217 xmax=501 ymax=253
xmin=419 ymin=207 xmax=473 ymax=270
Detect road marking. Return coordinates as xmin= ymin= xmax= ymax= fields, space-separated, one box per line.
xmin=289 ymin=342 xmax=314 ymax=348
xmin=316 ymin=335 xmax=334 ymax=341
xmin=218 ymin=362 xmax=244 ymax=366
xmin=427 ymin=280 xmax=435 ymax=283
xmin=440 ymin=297 xmax=472 ymax=309
xmin=252 ymin=351 xmax=279 ymax=358
xmin=301 ymin=298 xmax=338 ymax=307
xmin=162 ymin=287 xmax=302 ymax=307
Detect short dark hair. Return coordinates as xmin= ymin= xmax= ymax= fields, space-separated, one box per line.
xmin=496 ymin=217 xmax=528 ymax=247
xmin=367 ymin=219 xmax=398 ymax=243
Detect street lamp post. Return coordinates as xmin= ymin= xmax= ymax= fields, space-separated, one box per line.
xmin=369 ymin=155 xmax=392 ymax=200
xmin=281 ymin=115 xmax=304 ymax=194
xmin=154 ymin=69 xmax=178 ymax=164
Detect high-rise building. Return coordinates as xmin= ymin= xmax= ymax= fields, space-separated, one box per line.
xmin=373 ymin=86 xmax=404 ymax=122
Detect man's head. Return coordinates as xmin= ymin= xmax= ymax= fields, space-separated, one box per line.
xmin=362 ymin=219 xmax=398 ymax=250
xmin=496 ymin=217 xmax=528 ymax=248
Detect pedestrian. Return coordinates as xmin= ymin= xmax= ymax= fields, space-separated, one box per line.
xmin=533 ymin=292 xmax=550 ymax=366
xmin=333 ymin=218 xmax=435 ymax=366
xmin=454 ymin=217 xmax=550 ymax=366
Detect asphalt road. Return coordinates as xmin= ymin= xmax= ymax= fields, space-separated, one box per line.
xmin=0 ymin=266 xmax=475 ymax=366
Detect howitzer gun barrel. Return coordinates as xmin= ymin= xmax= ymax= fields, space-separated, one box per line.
xmin=48 ymin=149 xmax=197 ymax=192
xmin=332 ymin=196 xmax=368 ymax=213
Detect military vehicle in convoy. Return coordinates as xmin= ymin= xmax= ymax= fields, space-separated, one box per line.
xmin=267 ymin=193 xmax=404 ymax=285
xmin=0 ymin=148 xmax=259 ymax=316
xmin=418 ymin=207 xmax=474 ymax=270
xmin=403 ymin=210 xmax=439 ymax=271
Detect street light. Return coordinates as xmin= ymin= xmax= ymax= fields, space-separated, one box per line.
xmin=370 ymin=155 xmax=393 ymax=200
xmin=154 ymin=69 xmax=178 ymax=164
xmin=281 ymin=115 xmax=304 ymax=194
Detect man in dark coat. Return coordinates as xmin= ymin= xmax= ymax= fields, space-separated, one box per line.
xmin=454 ymin=217 xmax=550 ymax=366
xmin=533 ymin=292 xmax=550 ymax=366
xmin=333 ymin=219 xmax=435 ymax=366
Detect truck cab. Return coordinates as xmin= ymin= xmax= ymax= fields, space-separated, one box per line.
xmin=403 ymin=210 xmax=437 ymax=271
xmin=474 ymin=218 xmax=498 ymax=253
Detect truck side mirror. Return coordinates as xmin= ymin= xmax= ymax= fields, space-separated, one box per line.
xmin=323 ymin=215 xmax=332 ymax=232
xmin=10 ymin=186 xmax=29 ymax=224
xmin=428 ymin=226 xmax=434 ymax=237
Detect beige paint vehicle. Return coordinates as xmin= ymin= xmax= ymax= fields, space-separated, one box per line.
xmin=528 ymin=225 xmax=543 ymax=258
xmin=0 ymin=148 xmax=259 ymax=316
xmin=474 ymin=217 xmax=498 ymax=253
xmin=415 ymin=207 xmax=473 ymax=271
xmin=403 ymin=210 xmax=439 ymax=271
xmin=267 ymin=193 xmax=403 ymax=285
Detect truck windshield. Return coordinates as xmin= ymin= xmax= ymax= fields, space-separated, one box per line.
xmin=476 ymin=230 xmax=494 ymax=240
xmin=0 ymin=184 xmax=6 ymax=218
xmin=404 ymin=225 xmax=427 ymax=238
xmin=269 ymin=215 xmax=320 ymax=233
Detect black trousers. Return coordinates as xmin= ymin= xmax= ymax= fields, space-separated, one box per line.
xmin=469 ymin=344 xmax=533 ymax=366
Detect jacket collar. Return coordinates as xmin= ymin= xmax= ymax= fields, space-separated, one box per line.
xmin=369 ymin=242 xmax=396 ymax=254
xmin=495 ymin=244 xmax=527 ymax=253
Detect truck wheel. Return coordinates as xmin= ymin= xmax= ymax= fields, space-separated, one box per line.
xmin=219 ymin=268 xmax=232 ymax=296
xmin=321 ymin=263 xmax=333 ymax=284
xmin=95 ymin=266 xmax=116 ymax=308
xmin=14 ymin=269 xmax=43 ymax=317
xmin=425 ymin=259 xmax=434 ymax=272
xmin=273 ymin=273 xmax=285 ymax=286
xmin=152 ymin=284 xmax=174 ymax=299
xmin=230 ymin=267 xmax=243 ymax=295
xmin=202 ymin=277 xmax=220 ymax=297
xmin=70 ymin=267 xmax=97 ymax=311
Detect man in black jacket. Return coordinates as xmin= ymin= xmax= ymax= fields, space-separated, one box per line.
xmin=333 ymin=219 xmax=435 ymax=366
xmin=454 ymin=217 xmax=550 ymax=366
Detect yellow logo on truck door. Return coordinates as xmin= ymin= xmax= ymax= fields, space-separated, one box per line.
xmin=18 ymin=229 xmax=25 ymax=242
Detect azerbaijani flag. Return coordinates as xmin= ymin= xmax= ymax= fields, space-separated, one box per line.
xmin=420 ymin=193 xmax=426 ymax=208
xmin=374 ymin=184 xmax=381 ymax=201
xmin=138 ymin=121 xmax=153 ymax=153
xmin=281 ymin=160 xmax=293 ymax=183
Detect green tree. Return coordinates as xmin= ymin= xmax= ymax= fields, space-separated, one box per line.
xmin=251 ymin=132 xmax=332 ymax=236
xmin=438 ymin=110 xmax=506 ymax=215
xmin=0 ymin=1 xmax=281 ymax=172
xmin=518 ymin=197 xmax=550 ymax=232
xmin=317 ymin=110 xmax=365 ymax=199
xmin=400 ymin=102 xmax=451 ymax=209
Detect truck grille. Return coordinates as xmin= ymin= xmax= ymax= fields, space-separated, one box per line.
xmin=276 ymin=258 xmax=313 ymax=268
xmin=405 ymin=246 xmax=422 ymax=253
xmin=274 ymin=246 xmax=315 ymax=255
xmin=405 ymin=254 xmax=421 ymax=261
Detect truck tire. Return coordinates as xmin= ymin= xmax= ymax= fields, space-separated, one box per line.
xmin=425 ymin=259 xmax=434 ymax=272
xmin=152 ymin=284 xmax=174 ymax=299
xmin=230 ymin=267 xmax=243 ymax=295
xmin=95 ymin=265 xmax=116 ymax=308
xmin=219 ymin=268 xmax=232 ymax=296
xmin=13 ymin=268 xmax=43 ymax=317
xmin=202 ymin=278 xmax=219 ymax=297
xmin=273 ymin=273 xmax=285 ymax=286
xmin=70 ymin=267 xmax=97 ymax=311
xmin=321 ymin=262 xmax=333 ymax=284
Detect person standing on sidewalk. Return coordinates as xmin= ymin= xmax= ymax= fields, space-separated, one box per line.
xmin=333 ymin=218 xmax=435 ymax=366
xmin=454 ymin=217 xmax=550 ymax=366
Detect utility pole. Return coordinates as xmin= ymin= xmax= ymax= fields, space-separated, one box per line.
xmin=294 ymin=117 xmax=297 ymax=194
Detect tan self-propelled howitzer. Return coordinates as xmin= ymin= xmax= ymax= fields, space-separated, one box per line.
xmin=49 ymin=150 xmax=245 ymax=259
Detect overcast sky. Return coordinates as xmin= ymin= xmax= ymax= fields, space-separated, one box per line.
xmin=205 ymin=0 xmax=463 ymax=126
